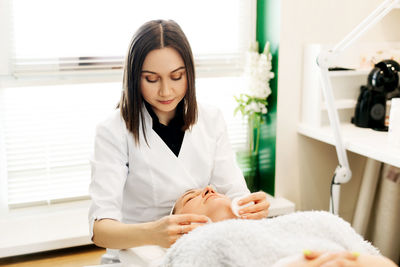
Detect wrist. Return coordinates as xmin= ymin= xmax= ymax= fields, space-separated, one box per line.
xmin=136 ymin=220 xmax=159 ymax=246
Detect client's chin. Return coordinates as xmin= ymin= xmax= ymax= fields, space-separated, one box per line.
xmin=206 ymin=198 xmax=237 ymax=222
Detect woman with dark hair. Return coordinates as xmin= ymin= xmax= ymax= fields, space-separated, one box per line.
xmin=88 ymin=19 xmax=270 ymax=251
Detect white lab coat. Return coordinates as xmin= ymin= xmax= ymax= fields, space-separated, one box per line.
xmin=88 ymin=103 xmax=249 ymax=239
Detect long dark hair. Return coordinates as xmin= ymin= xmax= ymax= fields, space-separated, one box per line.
xmin=118 ymin=19 xmax=197 ymax=145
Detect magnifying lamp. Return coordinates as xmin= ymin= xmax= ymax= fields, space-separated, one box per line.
xmin=317 ymin=0 xmax=400 ymax=215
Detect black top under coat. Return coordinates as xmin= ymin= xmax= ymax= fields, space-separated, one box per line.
xmin=144 ymin=101 xmax=185 ymax=157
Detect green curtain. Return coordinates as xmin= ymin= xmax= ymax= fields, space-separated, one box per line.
xmin=256 ymin=0 xmax=280 ymax=196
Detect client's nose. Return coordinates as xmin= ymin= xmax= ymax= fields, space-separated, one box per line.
xmin=202 ymin=185 xmax=216 ymax=198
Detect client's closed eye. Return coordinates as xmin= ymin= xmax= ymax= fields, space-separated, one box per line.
xmin=184 ymin=191 xmax=200 ymax=205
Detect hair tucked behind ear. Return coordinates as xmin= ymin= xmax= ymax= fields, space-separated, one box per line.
xmin=117 ymin=19 xmax=197 ymax=146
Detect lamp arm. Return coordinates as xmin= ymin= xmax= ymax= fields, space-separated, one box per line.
xmin=318 ymin=56 xmax=352 ymax=184
xmin=332 ymin=0 xmax=399 ymax=54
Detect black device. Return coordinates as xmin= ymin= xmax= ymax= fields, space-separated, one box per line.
xmin=352 ymin=59 xmax=400 ymax=131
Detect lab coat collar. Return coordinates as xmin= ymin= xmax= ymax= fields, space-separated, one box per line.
xmin=143 ymin=100 xmax=184 ymax=129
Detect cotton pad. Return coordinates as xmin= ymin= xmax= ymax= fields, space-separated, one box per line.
xmin=231 ymin=196 xmax=254 ymax=217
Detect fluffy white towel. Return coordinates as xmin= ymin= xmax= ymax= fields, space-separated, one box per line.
xmin=162 ymin=211 xmax=379 ymax=267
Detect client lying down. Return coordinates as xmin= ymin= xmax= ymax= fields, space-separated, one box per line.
xmin=162 ymin=186 xmax=397 ymax=267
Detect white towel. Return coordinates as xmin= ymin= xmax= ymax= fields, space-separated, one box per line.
xmin=162 ymin=211 xmax=379 ymax=267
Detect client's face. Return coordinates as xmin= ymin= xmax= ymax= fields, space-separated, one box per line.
xmin=174 ymin=185 xmax=236 ymax=222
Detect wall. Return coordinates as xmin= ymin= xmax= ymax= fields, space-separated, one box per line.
xmin=276 ymin=0 xmax=400 ymax=222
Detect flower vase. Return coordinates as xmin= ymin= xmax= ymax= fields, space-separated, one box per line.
xmin=236 ymin=150 xmax=259 ymax=192
xmin=236 ymin=115 xmax=261 ymax=192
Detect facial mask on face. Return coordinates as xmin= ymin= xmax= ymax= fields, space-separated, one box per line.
xmin=231 ymin=195 xmax=254 ymax=217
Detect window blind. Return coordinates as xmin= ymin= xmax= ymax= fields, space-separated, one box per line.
xmin=11 ymin=0 xmax=255 ymax=76
xmin=0 ymin=78 xmax=248 ymax=208
xmin=196 ymin=77 xmax=248 ymax=152
xmin=0 ymin=83 xmax=121 ymax=207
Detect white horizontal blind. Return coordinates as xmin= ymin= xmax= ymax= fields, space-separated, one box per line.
xmin=0 ymin=83 xmax=121 ymax=207
xmin=0 ymin=78 xmax=248 ymax=208
xmin=11 ymin=0 xmax=254 ymax=76
xmin=197 ymin=77 xmax=248 ymax=152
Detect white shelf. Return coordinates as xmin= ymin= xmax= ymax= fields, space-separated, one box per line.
xmin=298 ymin=123 xmax=400 ymax=168
xmin=322 ymin=99 xmax=357 ymax=110
xmin=328 ymin=69 xmax=370 ymax=77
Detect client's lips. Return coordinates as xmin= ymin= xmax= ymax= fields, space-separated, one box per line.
xmin=204 ymin=194 xmax=219 ymax=203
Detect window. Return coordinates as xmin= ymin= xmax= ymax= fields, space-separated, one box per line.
xmin=0 ymin=83 xmax=121 ymax=207
xmin=0 ymin=0 xmax=256 ymax=208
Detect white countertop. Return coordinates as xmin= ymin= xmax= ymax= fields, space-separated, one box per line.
xmin=298 ymin=122 xmax=400 ymax=168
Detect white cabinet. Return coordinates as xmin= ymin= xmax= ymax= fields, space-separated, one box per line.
xmin=299 ymin=42 xmax=400 ymax=168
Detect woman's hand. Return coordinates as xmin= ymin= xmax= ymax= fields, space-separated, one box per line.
xmin=303 ymin=251 xmax=358 ymax=267
xmin=301 ymin=250 xmax=398 ymax=267
xmin=237 ymin=191 xmax=270 ymax=220
xmin=150 ymin=214 xmax=210 ymax=248
xmin=273 ymin=251 xmax=358 ymax=267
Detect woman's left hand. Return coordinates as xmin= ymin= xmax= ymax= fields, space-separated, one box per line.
xmin=238 ymin=191 xmax=270 ymax=219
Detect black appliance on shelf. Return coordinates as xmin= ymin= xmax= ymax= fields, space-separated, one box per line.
xmin=352 ymin=59 xmax=400 ymax=131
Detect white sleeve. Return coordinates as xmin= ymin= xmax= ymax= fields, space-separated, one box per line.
xmin=88 ymin=112 xmax=129 ymax=240
xmin=210 ymin=109 xmax=250 ymax=199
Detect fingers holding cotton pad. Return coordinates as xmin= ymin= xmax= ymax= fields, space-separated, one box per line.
xmin=231 ymin=196 xmax=254 ymax=217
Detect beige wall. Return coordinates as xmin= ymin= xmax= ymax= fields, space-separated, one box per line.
xmin=276 ymin=0 xmax=400 ymax=222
